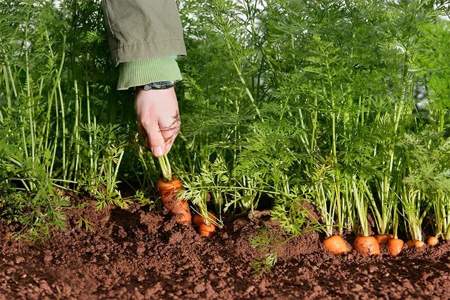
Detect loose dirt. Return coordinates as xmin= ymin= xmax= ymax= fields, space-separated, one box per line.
xmin=0 ymin=201 xmax=449 ymax=299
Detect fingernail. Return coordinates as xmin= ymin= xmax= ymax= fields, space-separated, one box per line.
xmin=152 ymin=146 xmax=164 ymax=157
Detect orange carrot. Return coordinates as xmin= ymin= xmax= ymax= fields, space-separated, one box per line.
xmin=426 ymin=236 xmax=439 ymax=247
xmin=387 ymin=238 xmax=404 ymax=257
xmin=198 ymin=223 xmax=215 ymax=237
xmin=171 ymin=198 xmax=190 ymax=215
xmin=192 ymin=214 xmax=203 ymax=226
xmin=157 ymin=178 xmax=192 ymax=225
xmin=323 ymin=235 xmax=352 ymax=255
xmin=407 ymin=240 xmax=425 ymax=249
xmin=175 ymin=210 xmax=192 ymax=225
xmin=193 ymin=213 xmax=217 ymax=237
xmin=354 ymin=236 xmax=380 ymax=256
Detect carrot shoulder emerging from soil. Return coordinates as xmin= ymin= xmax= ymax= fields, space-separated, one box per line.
xmin=426 ymin=236 xmax=439 ymax=247
xmin=353 ymin=236 xmax=380 ymax=256
xmin=193 ymin=213 xmax=217 ymax=237
xmin=407 ymin=240 xmax=425 ymax=249
xmin=157 ymin=178 xmax=192 ymax=225
xmin=387 ymin=238 xmax=404 ymax=257
xmin=323 ymin=235 xmax=352 ymax=255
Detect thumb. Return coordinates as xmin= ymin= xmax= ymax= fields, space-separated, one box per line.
xmin=143 ymin=120 xmax=165 ymax=157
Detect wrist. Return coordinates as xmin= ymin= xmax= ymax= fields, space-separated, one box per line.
xmin=135 ymin=85 xmax=176 ymax=101
xmin=137 ymin=80 xmax=175 ymax=91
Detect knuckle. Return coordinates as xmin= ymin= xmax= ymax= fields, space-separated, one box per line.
xmin=173 ymin=118 xmax=181 ymax=129
xmin=174 ymin=124 xmax=181 ymax=133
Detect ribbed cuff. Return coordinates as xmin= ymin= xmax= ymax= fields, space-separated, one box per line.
xmin=117 ymin=56 xmax=182 ymax=91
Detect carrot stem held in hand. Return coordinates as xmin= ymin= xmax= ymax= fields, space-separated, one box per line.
xmin=157 ymin=178 xmax=192 ymax=225
xmin=158 ymin=154 xmax=172 ymax=182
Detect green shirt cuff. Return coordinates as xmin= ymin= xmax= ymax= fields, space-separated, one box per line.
xmin=117 ymin=56 xmax=182 ymax=90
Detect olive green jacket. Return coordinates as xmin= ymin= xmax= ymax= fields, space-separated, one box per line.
xmin=102 ymin=0 xmax=186 ymax=65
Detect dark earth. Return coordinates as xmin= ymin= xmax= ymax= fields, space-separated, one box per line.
xmin=1 ymin=200 xmax=450 ymax=299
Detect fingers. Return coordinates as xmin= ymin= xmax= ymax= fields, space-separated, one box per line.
xmin=141 ymin=119 xmax=165 ymax=157
xmin=159 ymin=111 xmax=181 ymax=154
xmin=135 ymin=87 xmax=181 ymax=157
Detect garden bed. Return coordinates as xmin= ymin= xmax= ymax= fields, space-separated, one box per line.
xmin=0 ymin=201 xmax=449 ymax=299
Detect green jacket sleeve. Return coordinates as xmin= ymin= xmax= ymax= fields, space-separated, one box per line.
xmin=117 ymin=56 xmax=182 ymax=90
xmin=102 ymin=0 xmax=187 ymax=65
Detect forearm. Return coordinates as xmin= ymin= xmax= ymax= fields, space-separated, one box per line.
xmin=102 ymin=0 xmax=186 ymax=65
xmin=102 ymin=0 xmax=186 ymax=90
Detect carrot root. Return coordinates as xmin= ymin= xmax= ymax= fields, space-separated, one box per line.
xmin=157 ymin=178 xmax=192 ymax=225
xmin=387 ymin=238 xmax=404 ymax=257
xmin=175 ymin=211 xmax=192 ymax=225
xmin=323 ymin=235 xmax=352 ymax=255
xmin=193 ymin=213 xmax=217 ymax=237
xmin=354 ymin=236 xmax=380 ymax=256
xmin=198 ymin=223 xmax=216 ymax=237
xmin=407 ymin=240 xmax=425 ymax=249
xmin=426 ymin=236 xmax=439 ymax=247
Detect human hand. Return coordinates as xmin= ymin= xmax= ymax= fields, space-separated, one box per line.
xmin=135 ymin=87 xmax=181 ymax=157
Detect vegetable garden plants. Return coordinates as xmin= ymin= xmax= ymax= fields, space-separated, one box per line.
xmin=352 ymin=177 xmax=381 ymax=256
xmin=310 ymin=166 xmax=352 ymax=255
xmin=402 ymin=186 xmax=427 ymax=249
xmin=387 ymin=205 xmax=404 ymax=257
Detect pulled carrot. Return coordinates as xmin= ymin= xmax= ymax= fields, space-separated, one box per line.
xmin=157 ymin=178 xmax=192 ymax=225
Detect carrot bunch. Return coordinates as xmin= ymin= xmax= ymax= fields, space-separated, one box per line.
xmin=156 ymin=155 xmax=219 ymax=237
xmin=157 ymin=155 xmax=192 ymax=225
xmin=157 ymin=177 xmax=192 ymax=225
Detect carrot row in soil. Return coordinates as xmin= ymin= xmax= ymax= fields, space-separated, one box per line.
xmin=324 ymin=234 xmax=439 ymax=257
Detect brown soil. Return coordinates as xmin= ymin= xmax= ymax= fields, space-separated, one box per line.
xmin=1 ymin=202 xmax=450 ymax=299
